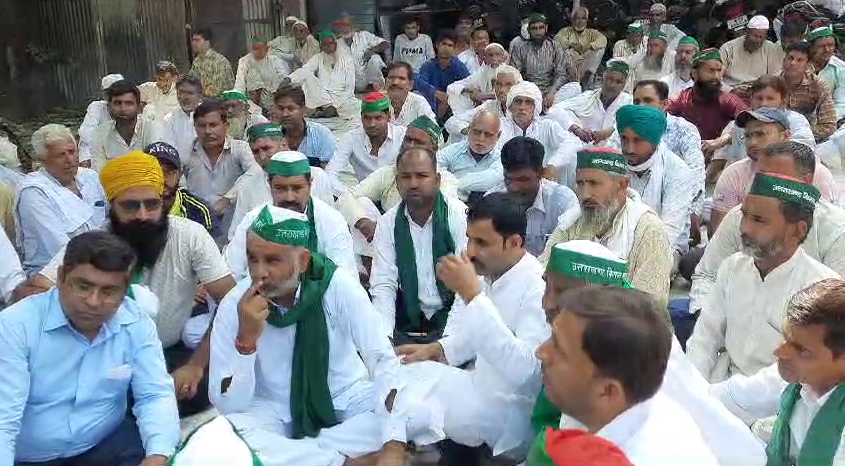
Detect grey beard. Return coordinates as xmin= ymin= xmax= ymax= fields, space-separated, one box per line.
xmin=264 ymin=260 xmax=302 ymax=299
xmin=228 ymin=115 xmax=248 ymax=139
xmin=644 ymin=54 xmax=664 ymax=71
xmin=581 ymin=197 xmax=622 ymax=232
xmin=676 ymin=62 xmax=692 ymax=75
xmin=741 ymin=236 xmax=782 ymax=261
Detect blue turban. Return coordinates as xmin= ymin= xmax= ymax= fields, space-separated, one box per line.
xmin=615 ymin=105 xmax=667 ymax=147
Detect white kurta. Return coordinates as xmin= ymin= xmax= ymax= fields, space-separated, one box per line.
xmin=397 ymin=253 xmax=549 ymax=455
xmin=225 ymin=199 xmax=357 ymax=280
xmin=337 ymin=31 xmax=387 ymax=91
xmin=559 ymin=392 xmax=720 ymax=466
xmin=0 ymin=227 xmax=24 ymax=303
xmin=235 ymin=53 xmax=290 ymax=94
xmin=77 ymin=101 xmax=110 ymax=162
xmin=163 ymin=108 xmax=197 ymax=163
xmin=661 ymin=72 xmax=694 ymax=99
xmin=547 ymin=89 xmax=632 ymax=138
xmin=447 ymin=65 xmax=498 ymax=115
xmin=90 ymin=117 xmax=165 ymax=172
xmin=208 ymin=273 xmax=403 ymax=466
xmin=498 ymin=117 xmax=585 ymax=189
xmin=687 ymin=248 xmax=839 ymax=382
xmin=288 ymin=53 xmax=360 ymax=120
xmin=370 ymin=195 xmax=468 ymax=334
xmin=627 ymin=50 xmax=676 ymax=92
xmin=391 ymin=92 xmax=436 ymax=127
xmin=719 ymin=38 xmax=783 ymax=88
xmin=443 ymin=99 xmax=507 ymax=145
xmin=326 ymin=124 xmax=407 ymax=184
xmin=139 ymin=82 xmax=179 ymax=123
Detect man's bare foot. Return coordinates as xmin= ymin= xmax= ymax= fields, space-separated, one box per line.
xmin=375 ymin=441 xmax=408 ymax=466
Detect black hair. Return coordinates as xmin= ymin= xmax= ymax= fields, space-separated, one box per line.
xmin=403 ymin=16 xmax=421 ymax=27
xmin=468 ymin=192 xmax=528 ymax=242
xmin=387 ymin=61 xmax=415 ymax=81
xmin=471 ymin=27 xmax=491 ymax=39
xmin=555 ymin=287 xmax=672 ymax=405
xmin=274 ymin=85 xmax=306 ymax=107
xmin=106 ymin=80 xmax=140 ymax=104
xmin=763 ymin=141 xmax=816 ymax=177
xmin=787 ymin=278 xmax=845 ymax=357
xmin=176 ymin=75 xmax=203 ymax=94
xmin=786 ymin=41 xmax=812 ymax=56
xmin=634 ymin=79 xmax=669 ymax=100
xmin=437 ymin=29 xmax=458 ymax=44
xmin=193 ymin=98 xmax=228 ymax=123
xmin=62 ymin=231 xmax=136 ymax=277
xmin=192 ymin=27 xmax=213 ymax=42
xmin=781 ymin=20 xmax=808 ymax=40
xmin=501 ymin=136 xmax=544 ymax=174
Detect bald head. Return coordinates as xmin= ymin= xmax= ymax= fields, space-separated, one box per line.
xmin=468 ymin=110 xmax=501 ymax=155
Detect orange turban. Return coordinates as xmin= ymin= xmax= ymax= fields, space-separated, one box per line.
xmin=99 ymin=151 xmax=164 ymax=201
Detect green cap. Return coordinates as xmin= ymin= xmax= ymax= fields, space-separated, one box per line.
xmin=806 ymin=26 xmax=835 ymax=42
xmin=606 ymin=59 xmax=630 ymax=76
xmin=220 ymin=89 xmax=249 ymax=103
xmin=576 ymin=148 xmax=628 ymax=175
xmin=547 ymin=241 xmax=631 ymax=287
xmin=361 ymin=91 xmax=390 ymax=114
xmin=648 ymin=30 xmax=668 ymax=42
xmin=528 ymin=13 xmax=547 ymax=24
xmin=252 ymin=34 xmax=269 ymax=43
xmin=678 ymin=36 xmax=700 ymax=49
xmin=249 ymin=205 xmax=311 ymax=247
xmin=267 ymin=151 xmax=311 ymax=177
xmin=748 ymin=172 xmax=820 ymax=211
xmin=616 ymin=105 xmax=667 ymax=148
xmin=693 ymin=48 xmax=721 ymax=67
xmin=627 ymin=23 xmax=644 ymax=34
xmin=247 ymin=123 xmax=285 ymax=143
xmin=407 ymin=116 xmax=441 ymax=144
xmin=318 ymin=30 xmax=336 ymax=41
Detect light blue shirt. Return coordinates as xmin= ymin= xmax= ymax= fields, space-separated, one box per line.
xmin=818 ymin=56 xmax=845 ymax=120
xmin=298 ymin=120 xmax=337 ymax=164
xmin=490 ymin=179 xmax=579 ymax=256
xmin=436 ymin=140 xmax=503 ymax=200
xmin=0 ymin=288 xmax=179 ymax=463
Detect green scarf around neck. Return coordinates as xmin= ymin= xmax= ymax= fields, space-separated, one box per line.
xmin=305 ymin=197 xmax=318 ymax=253
xmin=766 ymin=382 xmax=845 ymax=466
xmin=265 ymin=252 xmax=338 ymax=439
xmin=526 ymin=387 xmax=563 ymax=466
xmin=394 ymin=191 xmax=455 ymax=331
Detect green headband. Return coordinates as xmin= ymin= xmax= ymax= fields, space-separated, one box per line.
xmin=576 ymin=148 xmax=628 ymax=175
xmin=748 ymin=173 xmax=820 ymax=211
xmin=693 ymin=48 xmax=721 ymax=67
xmin=606 ymin=60 xmax=630 ymax=76
xmin=678 ymin=36 xmax=700 ymax=49
xmin=318 ymin=30 xmax=336 ymax=41
xmin=806 ymin=26 xmax=834 ymax=42
xmin=361 ymin=93 xmax=390 ymax=114
xmin=648 ymin=31 xmax=668 ymax=42
xmin=221 ymin=90 xmax=249 ymax=103
xmin=247 ymin=123 xmax=284 ymax=143
xmin=408 ymin=116 xmax=441 ymax=143
xmin=548 ymin=248 xmax=630 ymax=287
xmin=249 ymin=206 xmax=311 ymax=247
xmin=268 ymin=159 xmax=311 ymax=177
xmin=528 ymin=13 xmax=547 ymax=24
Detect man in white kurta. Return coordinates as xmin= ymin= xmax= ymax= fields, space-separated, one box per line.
xmin=719 ymin=16 xmax=782 ymax=88
xmin=447 ymin=43 xmax=507 ymax=115
xmin=235 ymin=36 xmax=290 ymax=94
xmin=269 ymin=19 xmax=320 ymax=71
xmin=497 ymin=81 xmax=585 ymax=188
xmin=660 ymin=36 xmax=699 ymax=98
xmin=225 ymin=150 xmax=356 ymax=280
xmin=0 ymin=227 xmax=23 ymax=305
xmin=628 ymin=31 xmax=676 ymax=91
xmin=613 ymin=23 xmax=645 ymax=60
xmin=617 ymin=104 xmax=699 ymax=262
xmin=335 ymin=15 xmax=388 ymax=92
xmin=286 ymin=31 xmax=359 ymax=121
xmin=163 ymin=75 xmax=203 ymax=163
xmin=208 ymin=206 xmax=406 ymax=466
xmin=15 ymin=124 xmax=107 ymax=276
xmin=548 ymin=59 xmax=632 ymax=147
xmin=444 ymin=64 xmax=521 ymax=144
xmin=78 ymin=73 xmax=124 ymax=162
xmin=687 ymin=173 xmax=840 ymax=382
xmin=384 ymin=62 xmax=435 ymax=127
xmin=139 ymin=60 xmax=180 ymax=123
xmin=390 ymin=192 xmax=549 ymax=455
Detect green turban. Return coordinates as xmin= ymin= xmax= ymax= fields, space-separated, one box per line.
xmin=361 ymin=92 xmax=390 ymax=114
xmin=606 ymin=60 xmax=630 ymax=76
xmin=576 ymin=148 xmax=628 ymax=175
xmin=615 ymin=105 xmax=667 ymax=147
xmin=648 ymin=31 xmax=668 ymax=42
xmin=318 ymin=30 xmax=336 ymax=41
xmin=407 ymin=116 xmax=441 ymax=145
xmin=220 ymin=90 xmax=249 ymax=103
xmin=693 ymin=48 xmax=722 ymax=67
xmin=678 ymin=36 xmax=700 ymax=49
xmin=528 ymin=13 xmax=547 ymax=24
xmin=249 ymin=205 xmax=311 ymax=247
xmin=806 ymin=26 xmax=835 ymax=43
xmin=247 ymin=123 xmax=284 ymax=143
xmin=749 ymin=172 xmax=820 ymax=212
xmin=547 ymin=241 xmax=631 ymax=288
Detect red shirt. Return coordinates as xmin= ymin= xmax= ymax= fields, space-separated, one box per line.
xmin=667 ymin=88 xmax=748 ymax=140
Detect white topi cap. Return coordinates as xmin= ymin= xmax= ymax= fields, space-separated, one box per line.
xmin=747 ymin=15 xmax=770 ymax=30
xmin=101 ymin=74 xmax=124 ymax=90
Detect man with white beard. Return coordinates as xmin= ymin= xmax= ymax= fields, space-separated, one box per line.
xmin=661 ymin=36 xmax=699 ymax=98
xmin=628 ymin=31 xmax=675 ymax=91
xmin=447 ymin=43 xmax=508 ymax=115
xmin=444 ymin=65 xmax=521 ymax=144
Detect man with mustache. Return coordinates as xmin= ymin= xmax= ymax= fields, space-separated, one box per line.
xmin=628 ymin=31 xmax=675 ymax=91
xmin=807 ymin=26 xmax=845 ymax=121
xmin=370 ymin=147 xmax=468 ymax=345
xmin=554 ymin=7 xmax=608 ymax=88
xmin=25 ymin=152 xmax=237 ymax=416
xmin=488 ymin=136 xmax=578 ymax=257
xmin=667 ymin=49 xmax=748 ymax=154
xmin=447 ymin=42 xmax=508 ymax=115
xmin=661 ymin=36 xmax=699 ymax=98
xmin=689 ymin=141 xmax=845 ymax=323
xmin=384 ymin=62 xmax=436 ymax=127
xmin=612 ymin=23 xmax=645 ymax=60
xmin=272 ymin=86 xmax=336 ymax=167
xmin=444 ymin=64 xmax=521 ymax=143
xmin=687 ymin=172 xmax=839 ymax=383
xmin=139 ymin=60 xmax=180 ymax=123
xmin=719 ymin=15 xmax=781 ymax=88
xmin=710 ymin=278 xmax=845 ymax=465
xmin=89 ymin=79 xmax=165 ymax=172
xmin=334 ymin=13 xmax=389 ymax=92
xmin=436 ymin=110 xmax=502 ymax=202
xmin=617 ymin=104 xmax=699 ymax=271
xmin=220 ymin=89 xmax=269 ymax=141
xmin=540 ymin=148 xmax=672 ymax=309
xmin=162 ymin=75 xmax=203 ymax=161
xmin=457 ymin=26 xmax=490 ymax=75
xmin=387 ymin=193 xmax=549 ymax=465
xmin=285 ymin=30 xmax=358 ymax=120
xmin=224 ymin=149 xmax=357 ymax=280
xmin=206 ymin=205 xmax=409 ymax=466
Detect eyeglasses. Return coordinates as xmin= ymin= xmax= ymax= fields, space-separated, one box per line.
xmin=116 ymin=198 xmax=163 ymax=213
xmin=69 ymin=279 xmax=126 ymax=304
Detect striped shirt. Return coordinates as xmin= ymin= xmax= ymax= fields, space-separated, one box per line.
xmin=509 ymin=37 xmax=575 ymax=94
xmin=170 ymin=187 xmax=219 ymax=237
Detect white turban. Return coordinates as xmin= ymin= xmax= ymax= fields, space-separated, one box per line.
xmin=485 ymin=43 xmax=506 ymax=53
xmin=494 ymin=64 xmax=523 ymax=83
xmin=747 ymin=15 xmax=769 ymax=30
xmin=506 ymin=81 xmax=543 ymax=118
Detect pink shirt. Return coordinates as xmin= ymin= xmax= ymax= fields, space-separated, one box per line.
xmin=712 ymin=158 xmax=838 ymax=213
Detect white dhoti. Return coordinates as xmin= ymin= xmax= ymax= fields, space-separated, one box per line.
xmin=553 ymin=82 xmax=582 ymax=105
xmin=355 ymin=55 xmax=386 ymax=92
xmin=447 ymin=92 xmax=479 ymax=116
xmin=397 ymin=361 xmax=535 ymax=457
xmin=299 ymin=76 xmax=362 ymax=121
xmin=571 ymin=47 xmax=606 ymax=77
